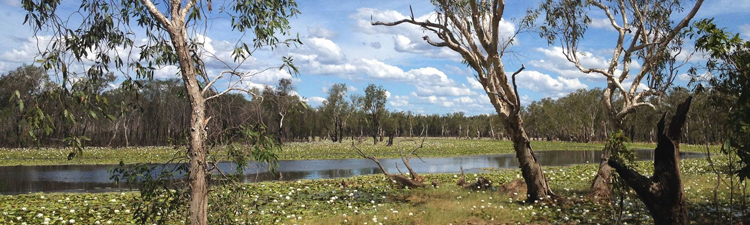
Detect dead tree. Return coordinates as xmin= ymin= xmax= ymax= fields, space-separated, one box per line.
xmin=353 ymin=129 xmax=436 ymax=188
xmin=608 ymin=97 xmax=692 ymax=225
xmin=372 ymin=1 xmax=555 ymax=202
xmin=456 ymin=167 xmax=493 ymax=190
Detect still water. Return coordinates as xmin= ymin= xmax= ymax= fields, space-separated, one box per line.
xmin=0 ymin=150 xmax=705 ymax=195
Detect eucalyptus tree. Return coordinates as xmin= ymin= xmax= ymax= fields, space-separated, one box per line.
xmin=322 ymin=83 xmax=351 ymax=143
xmin=362 ymin=84 xmax=387 ymax=145
xmin=372 ymin=0 xmax=554 ymax=201
xmin=263 ymin=78 xmax=305 ymax=144
xmin=22 ymin=0 xmax=300 ymax=224
xmin=539 ymin=0 xmax=704 ymax=199
xmin=1 ymin=65 xmax=54 ymax=147
xmin=690 ymin=19 xmax=750 ymax=179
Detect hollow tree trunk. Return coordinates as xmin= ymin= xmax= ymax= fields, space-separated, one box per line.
xmin=502 ymin=114 xmax=554 ymax=202
xmin=609 ymin=97 xmax=691 ymax=224
xmin=169 ymin=21 xmax=209 ymax=225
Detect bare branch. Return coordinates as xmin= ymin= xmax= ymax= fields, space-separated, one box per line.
xmin=180 ymin=0 xmax=197 ymax=22
xmin=204 ymin=67 xmax=276 ymax=101
xmin=511 ymin=64 xmax=525 ymax=111
xmin=140 ymin=0 xmax=172 ymax=28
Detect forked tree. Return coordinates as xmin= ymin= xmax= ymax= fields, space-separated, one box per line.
xmin=372 ymin=0 xmax=554 ymax=201
xmin=608 ymin=97 xmax=692 ymax=224
xmin=22 ymin=0 xmax=299 ymax=224
xmin=538 ymin=0 xmax=704 ymax=199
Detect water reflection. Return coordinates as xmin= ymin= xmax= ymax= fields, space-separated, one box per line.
xmin=0 ymin=149 xmax=703 ymax=195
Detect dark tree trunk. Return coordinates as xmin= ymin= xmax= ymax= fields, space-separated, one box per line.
xmin=338 ymin=121 xmax=344 ymax=143
xmin=386 ymin=132 xmax=395 ymax=146
xmin=608 ymin=97 xmax=692 ymax=225
xmin=502 ymin=114 xmax=554 ymax=202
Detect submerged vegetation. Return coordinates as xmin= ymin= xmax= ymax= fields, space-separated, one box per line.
xmin=1 ymin=155 xmax=746 ymax=224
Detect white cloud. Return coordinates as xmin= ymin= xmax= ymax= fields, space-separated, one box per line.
xmin=677 ymin=73 xmax=692 ymax=82
xmin=414 ymin=85 xmax=474 ymax=96
xmin=245 ymin=69 xmax=296 ymax=85
xmin=304 ymin=37 xmax=346 ymax=64
xmin=390 ymin=95 xmax=409 ymax=107
xmin=350 ymin=8 xmax=472 ymax=60
xmin=589 ymin=17 xmax=615 ymax=31
xmin=154 ymin=65 xmax=180 ymax=79
xmin=530 ymin=46 xmax=612 ymax=80
xmin=445 ymin=65 xmax=473 ymax=76
xmin=306 ymin=96 xmax=326 ymax=107
xmin=307 ymin=26 xmax=338 ymax=39
xmin=454 ymin=96 xmax=475 ymax=104
xmin=516 ymin=70 xmax=588 ymax=95
xmin=0 ymin=36 xmax=50 ymax=64
xmin=466 ymin=77 xmax=483 ymax=90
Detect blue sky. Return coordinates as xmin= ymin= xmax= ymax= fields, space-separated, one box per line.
xmin=0 ymin=0 xmax=748 ymax=115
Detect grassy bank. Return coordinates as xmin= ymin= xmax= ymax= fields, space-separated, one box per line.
xmin=1 ymin=156 xmax=746 ymax=224
xmin=0 ymin=138 xmax=717 ymax=166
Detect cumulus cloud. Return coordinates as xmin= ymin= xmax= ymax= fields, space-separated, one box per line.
xmin=154 ymin=65 xmax=180 ymax=79
xmin=351 ymin=8 xmax=496 ymax=60
xmin=295 ymin=49 xmax=475 ymax=96
xmin=307 ymin=26 xmax=338 ymax=39
xmin=384 ymin=91 xmax=494 ymax=115
xmin=530 ymin=46 xmax=612 ymax=80
xmin=415 ymin=85 xmax=474 ymax=96
xmin=0 ymin=36 xmax=50 ymax=64
xmin=677 ymin=73 xmax=692 ymax=82
xmin=588 ymin=17 xmax=615 ymax=31
xmin=306 ymin=96 xmax=327 ymax=107
xmin=390 ymin=95 xmax=410 ymax=107
xmin=516 ymin=70 xmax=588 ymax=95
xmin=369 ymin=42 xmax=382 ymax=49
xmin=304 ymin=37 xmax=346 ymax=64
xmin=445 ymin=65 xmax=473 ymax=76
xmin=466 ymin=77 xmax=483 ymax=90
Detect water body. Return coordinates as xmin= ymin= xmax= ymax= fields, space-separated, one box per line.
xmin=0 ymin=149 xmax=705 ymax=195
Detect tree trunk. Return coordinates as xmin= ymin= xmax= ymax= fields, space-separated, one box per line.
xmin=338 ymin=120 xmax=344 ymax=143
xmin=277 ymin=113 xmax=285 ymax=145
xmin=169 ymin=21 xmax=209 ymax=225
xmin=502 ymin=114 xmax=554 ymax=202
xmin=590 ymin=119 xmax=623 ymax=200
xmin=608 ymin=97 xmax=692 ymax=225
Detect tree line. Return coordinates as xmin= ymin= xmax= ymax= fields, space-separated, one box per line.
xmin=0 ymin=65 xmax=725 ymax=148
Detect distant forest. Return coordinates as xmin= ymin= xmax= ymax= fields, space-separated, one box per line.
xmin=0 ymin=65 xmax=724 ymax=148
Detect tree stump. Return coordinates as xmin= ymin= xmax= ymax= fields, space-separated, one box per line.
xmin=608 ymin=97 xmax=692 ymax=225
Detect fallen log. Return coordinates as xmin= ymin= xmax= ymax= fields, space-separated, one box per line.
xmin=352 ymin=128 xmax=436 ymax=188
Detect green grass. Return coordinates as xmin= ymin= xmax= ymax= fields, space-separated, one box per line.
xmin=1 ymin=156 xmax=747 ymax=224
xmin=0 ymin=138 xmax=719 ymax=166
